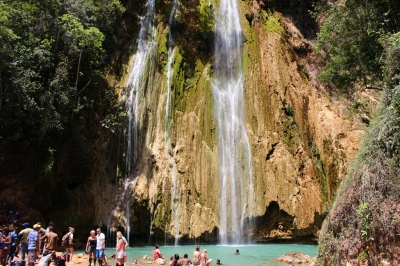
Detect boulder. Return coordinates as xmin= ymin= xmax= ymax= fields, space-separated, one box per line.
xmin=276 ymin=252 xmax=312 ymax=264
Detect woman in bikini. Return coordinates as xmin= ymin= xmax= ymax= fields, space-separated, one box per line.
xmin=114 ymin=232 xmax=126 ymax=266
xmin=85 ymin=230 xmax=97 ymax=266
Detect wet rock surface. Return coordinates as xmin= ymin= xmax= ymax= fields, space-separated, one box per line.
xmin=276 ymin=252 xmax=312 ymax=264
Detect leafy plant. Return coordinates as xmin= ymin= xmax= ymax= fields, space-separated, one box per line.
xmin=356 ymin=203 xmax=373 ymax=241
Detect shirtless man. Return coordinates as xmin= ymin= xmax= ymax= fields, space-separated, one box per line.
xmin=40 ymin=225 xmax=58 ymax=264
xmin=192 ymin=246 xmax=201 ymax=266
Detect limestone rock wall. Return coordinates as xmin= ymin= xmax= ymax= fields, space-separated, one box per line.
xmin=93 ymin=0 xmax=373 ymax=243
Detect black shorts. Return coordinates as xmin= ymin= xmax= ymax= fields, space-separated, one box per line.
xmin=88 ymin=246 xmax=96 ymax=253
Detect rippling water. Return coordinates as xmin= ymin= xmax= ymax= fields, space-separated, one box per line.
xmin=103 ymin=244 xmax=317 ymax=266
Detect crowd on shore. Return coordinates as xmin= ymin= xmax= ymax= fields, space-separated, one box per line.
xmin=0 ymin=213 xmax=232 ymax=266
xmin=0 ymin=219 xmax=128 ymax=266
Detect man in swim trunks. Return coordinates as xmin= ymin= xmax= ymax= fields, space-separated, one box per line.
xmin=95 ymin=228 xmax=105 ymax=266
xmin=192 ymin=246 xmax=201 ymax=266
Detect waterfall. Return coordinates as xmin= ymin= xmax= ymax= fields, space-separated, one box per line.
xmin=164 ymin=0 xmax=180 ymax=245
xmin=107 ymin=0 xmax=157 ymax=245
xmin=212 ymin=0 xmax=254 ymax=244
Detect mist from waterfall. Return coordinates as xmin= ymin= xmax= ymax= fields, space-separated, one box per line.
xmin=107 ymin=0 xmax=157 ymax=245
xmin=164 ymin=0 xmax=180 ymax=246
xmin=212 ymin=0 xmax=254 ymax=244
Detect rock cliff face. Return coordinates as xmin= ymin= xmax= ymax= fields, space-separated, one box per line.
xmin=93 ymin=0 xmax=375 ymax=244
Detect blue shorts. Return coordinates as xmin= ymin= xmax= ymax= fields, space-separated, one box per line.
xmin=96 ymin=249 xmax=104 ymax=259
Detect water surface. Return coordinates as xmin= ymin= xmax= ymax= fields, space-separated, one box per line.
xmin=111 ymin=244 xmax=317 ymax=266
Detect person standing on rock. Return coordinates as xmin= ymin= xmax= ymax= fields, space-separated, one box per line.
xmin=18 ymin=222 xmax=32 ymax=261
xmin=95 ymin=228 xmax=105 ymax=266
xmin=27 ymin=224 xmax=40 ymax=266
xmin=192 ymin=246 xmax=201 ymax=266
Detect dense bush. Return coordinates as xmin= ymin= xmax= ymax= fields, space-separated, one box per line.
xmin=0 ymin=0 xmax=125 ymax=228
xmin=315 ymin=0 xmax=400 ymax=91
xmin=318 ymin=1 xmax=400 ymax=265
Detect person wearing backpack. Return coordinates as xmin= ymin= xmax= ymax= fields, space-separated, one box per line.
xmin=63 ymin=228 xmax=74 ymax=263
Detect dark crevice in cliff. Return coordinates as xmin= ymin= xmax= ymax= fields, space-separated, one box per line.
xmin=266 ymin=142 xmax=279 ymax=161
xmin=253 ymin=201 xmax=322 ymax=244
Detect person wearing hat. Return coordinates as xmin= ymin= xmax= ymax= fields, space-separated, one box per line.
xmin=36 ymin=222 xmax=46 ymax=255
xmin=26 ymin=224 xmax=41 ymax=266
xmin=18 ymin=222 xmax=32 ymax=261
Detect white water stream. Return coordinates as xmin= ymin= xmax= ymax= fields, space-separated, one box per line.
xmin=164 ymin=0 xmax=180 ymax=246
xmin=107 ymin=0 xmax=157 ymax=245
xmin=212 ymin=0 xmax=254 ymax=244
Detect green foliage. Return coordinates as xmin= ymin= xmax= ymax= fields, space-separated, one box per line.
xmin=356 ymin=203 xmax=373 ymax=241
xmin=0 ymin=0 xmax=126 ymax=238
xmin=0 ymin=0 xmax=125 ymax=143
xmin=199 ymin=0 xmax=214 ymax=33
xmin=358 ymin=249 xmax=369 ymax=261
xmin=318 ymin=8 xmax=400 ymax=260
xmin=262 ymin=11 xmax=285 ymax=35
xmin=316 ymin=0 xmax=400 ymax=91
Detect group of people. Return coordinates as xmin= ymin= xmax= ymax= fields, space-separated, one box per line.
xmin=86 ymin=229 xmax=127 ymax=266
xmin=0 ymin=204 xmax=19 ymax=225
xmin=0 ymin=221 xmax=71 ymax=266
xmin=152 ymin=245 xmax=218 ymax=266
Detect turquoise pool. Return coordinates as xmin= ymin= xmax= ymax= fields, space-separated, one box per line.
xmin=103 ymin=244 xmax=317 ymax=266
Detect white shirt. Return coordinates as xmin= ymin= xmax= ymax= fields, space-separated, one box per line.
xmin=96 ymin=233 xmax=105 ymax=249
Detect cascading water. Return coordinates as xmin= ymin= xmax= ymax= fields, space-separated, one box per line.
xmin=164 ymin=0 xmax=180 ymax=246
xmin=212 ymin=0 xmax=254 ymax=244
xmin=107 ymin=0 xmax=157 ymax=245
